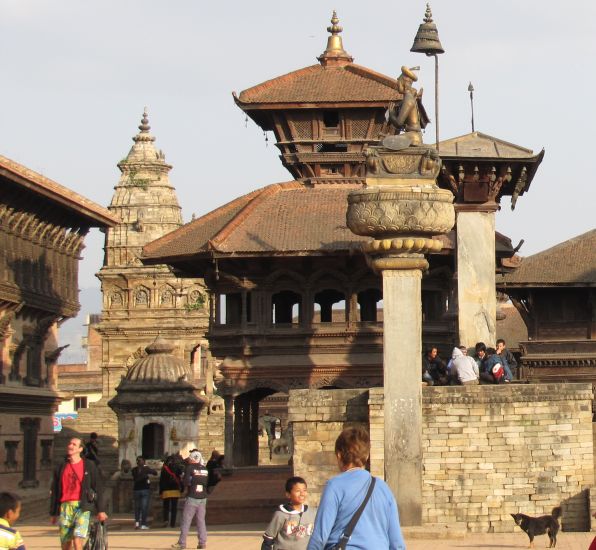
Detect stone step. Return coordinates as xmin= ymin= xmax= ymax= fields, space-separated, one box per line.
xmin=207 ymin=465 xmax=290 ymax=525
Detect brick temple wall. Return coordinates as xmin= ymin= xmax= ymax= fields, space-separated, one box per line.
xmin=289 ymin=384 xmax=594 ymax=533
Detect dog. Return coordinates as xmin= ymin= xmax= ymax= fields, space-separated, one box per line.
xmin=511 ymin=507 xmax=561 ymax=548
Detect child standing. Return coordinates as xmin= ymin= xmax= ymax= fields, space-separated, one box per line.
xmin=0 ymin=492 xmax=25 ymax=550
xmin=261 ymin=477 xmax=316 ymax=550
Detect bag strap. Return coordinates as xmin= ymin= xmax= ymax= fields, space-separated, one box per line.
xmin=336 ymin=476 xmax=376 ymax=549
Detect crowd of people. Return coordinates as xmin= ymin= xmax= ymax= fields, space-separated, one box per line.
xmin=422 ymin=338 xmax=518 ymax=386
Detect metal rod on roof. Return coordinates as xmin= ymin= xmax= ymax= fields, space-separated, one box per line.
xmin=468 ymin=82 xmax=475 ymax=133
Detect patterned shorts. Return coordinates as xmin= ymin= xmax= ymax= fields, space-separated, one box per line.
xmin=59 ymin=501 xmax=91 ymax=543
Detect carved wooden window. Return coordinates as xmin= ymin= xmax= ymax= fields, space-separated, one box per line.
xmin=272 ymin=290 xmax=301 ymax=325
xmin=314 ymin=289 xmax=346 ymax=323
xmin=351 ymin=112 xmax=372 ymax=139
xmin=4 ymin=441 xmax=18 ymax=468
xmin=20 ymin=417 xmax=39 ymax=487
xmin=41 ymin=439 xmax=53 ymax=466
xmin=357 ymin=288 xmax=382 ymax=322
xmin=25 ymin=340 xmax=42 ymax=387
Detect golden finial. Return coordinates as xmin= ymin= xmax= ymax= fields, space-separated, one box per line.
xmin=327 ymin=10 xmax=342 ymax=35
xmin=318 ymin=11 xmax=353 ymax=67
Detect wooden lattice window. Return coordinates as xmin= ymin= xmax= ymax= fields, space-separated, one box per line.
xmin=4 ymin=441 xmax=18 ymax=468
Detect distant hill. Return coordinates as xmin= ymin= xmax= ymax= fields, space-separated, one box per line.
xmin=58 ymin=287 xmax=102 ymax=364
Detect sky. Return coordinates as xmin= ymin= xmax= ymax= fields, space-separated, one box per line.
xmin=1 ymin=1 xmax=595 ymax=360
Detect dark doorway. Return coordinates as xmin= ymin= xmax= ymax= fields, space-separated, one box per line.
xmin=142 ymin=423 xmax=164 ymax=459
xmin=233 ymin=388 xmax=277 ymax=466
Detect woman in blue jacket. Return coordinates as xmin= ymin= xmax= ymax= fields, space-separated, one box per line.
xmin=307 ymin=426 xmax=406 ymax=550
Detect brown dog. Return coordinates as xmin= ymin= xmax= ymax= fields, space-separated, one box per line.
xmin=511 ymin=507 xmax=561 ymax=548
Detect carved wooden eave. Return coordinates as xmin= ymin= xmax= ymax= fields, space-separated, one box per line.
xmin=0 ymin=155 xmax=117 ymax=228
xmin=437 ymin=132 xmax=544 ymax=209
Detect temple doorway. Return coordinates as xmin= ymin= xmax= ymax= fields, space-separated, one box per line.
xmin=142 ymin=422 xmax=164 ymax=459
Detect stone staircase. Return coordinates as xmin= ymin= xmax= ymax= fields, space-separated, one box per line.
xmin=206 ymin=465 xmax=291 ymax=525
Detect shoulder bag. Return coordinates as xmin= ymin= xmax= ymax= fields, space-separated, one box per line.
xmin=331 ymin=476 xmax=376 ymax=550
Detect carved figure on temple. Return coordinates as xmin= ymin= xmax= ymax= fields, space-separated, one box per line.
xmin=384 ymin=66 xmax=423 ymax=149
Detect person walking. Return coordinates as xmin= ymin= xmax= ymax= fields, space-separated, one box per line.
xmin=307 ymin=426 xmax=405 ymax=550
xmin=132 ymin=456 xmax=157 ymax=530
xmin=49 ymin=437 xmax=107 ymax=550
xmin=171 ymin=450 xmax=209 ymax=549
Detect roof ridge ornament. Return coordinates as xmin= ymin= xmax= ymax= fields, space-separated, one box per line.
xmin=318 ymin=10 xmax=354 ymax=67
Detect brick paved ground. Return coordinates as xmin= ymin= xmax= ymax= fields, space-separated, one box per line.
xmin=16 ymin=518 xmax=596 ymax=550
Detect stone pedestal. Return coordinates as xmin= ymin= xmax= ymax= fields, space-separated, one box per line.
xmin=381 ymin=265 xmax=424 ymax=525
xmin=347 ymin=144 xmax=455 ymax=526
xmin=456 ymin=207 xmax=498 ymax=347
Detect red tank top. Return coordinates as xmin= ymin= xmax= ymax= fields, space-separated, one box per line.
xmin=61 ymin=460 xmax=85 ymax=502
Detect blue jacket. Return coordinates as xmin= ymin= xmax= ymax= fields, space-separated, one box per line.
xmin=306 ymin=469 xmax=405 ymax=550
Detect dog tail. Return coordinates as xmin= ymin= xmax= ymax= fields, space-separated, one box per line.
xmin=552 ymin=506 xmax=562 ymax=520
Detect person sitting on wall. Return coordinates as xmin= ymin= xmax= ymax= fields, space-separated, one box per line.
xmin=450 ymin=346 xmax=479 ymax=385
xmin=423 ymin=347 xmax=448 ymax=385
xmin=496 ymin=338 xmax=518 ymax=380
xmin=480 ymin=347 xmax=512 ymax=384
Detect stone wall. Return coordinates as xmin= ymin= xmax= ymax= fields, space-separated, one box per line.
xmin=288 ymin=389 xmax=369 ymax=506
xmin=198 ymin=396 xmax=225 ymax=457
xmin=290 ymin=384 xmax=594 ymax=532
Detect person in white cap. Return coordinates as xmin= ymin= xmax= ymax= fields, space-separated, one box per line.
xmin=171 ymin=450 xmax=209 ymax=549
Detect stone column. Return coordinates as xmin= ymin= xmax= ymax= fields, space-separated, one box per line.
xmin=381 ymin=263 xmax=424 ymax=524
xmin=456 ymin=205 xmax=498 ymax=347
xmin=347 ymin=145 xmax=455 ymax=526
xmin=223 ymin=394 xmax=234 ymax=468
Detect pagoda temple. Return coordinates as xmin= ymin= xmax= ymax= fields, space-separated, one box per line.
xmin=143 ymin=13 xmax=544 ymax=467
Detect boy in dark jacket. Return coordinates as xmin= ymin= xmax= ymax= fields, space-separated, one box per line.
xmin=171 ymin=451 xmax=209 ymax=550
xmin=49 ymin=437 xmax=107 ymax=550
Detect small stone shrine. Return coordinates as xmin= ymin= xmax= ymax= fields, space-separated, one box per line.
xmin=108 ymin=336 xmax=204 ymax=466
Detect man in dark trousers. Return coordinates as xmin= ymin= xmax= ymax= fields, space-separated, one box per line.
xmin=171 ymin=450 xmax=209 ymax=550
xmin=132 ymin=456 xmax=157 ymax=529
xmin=50 ymin=437 xmax=107 ymax=550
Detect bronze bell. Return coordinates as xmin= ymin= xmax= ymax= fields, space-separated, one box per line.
xmin=411 ymin=4 xmax=444 ymax=56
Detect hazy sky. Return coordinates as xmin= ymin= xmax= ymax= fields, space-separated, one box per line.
xmin=2 ymin=2 xmax=594 ymax=285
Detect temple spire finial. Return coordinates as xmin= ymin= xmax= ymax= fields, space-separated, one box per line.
xmin=133 ymin=107 xmax=155 ymax=143
xmin=318 ymin=11 xmax=353 ymax=67
xmin=139 ymin=107 xmax=150 ymax=133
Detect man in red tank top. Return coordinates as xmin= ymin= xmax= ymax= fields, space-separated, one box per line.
xmin=49 ymin=438 xmax=107 ymax=550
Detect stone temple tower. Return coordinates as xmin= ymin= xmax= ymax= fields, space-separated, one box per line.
xmin=66 ymin=111 xmax=210 ymax=469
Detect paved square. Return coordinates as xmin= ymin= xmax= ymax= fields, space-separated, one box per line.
xmin=15 ymin=518 xmax=596 ymax=550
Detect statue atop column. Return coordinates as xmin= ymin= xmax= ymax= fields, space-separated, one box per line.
xmin=385 ymin=66 xmax=424 ymax=148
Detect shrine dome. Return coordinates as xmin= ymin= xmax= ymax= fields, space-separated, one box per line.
xmin=122 ymin=336 xmax=191 ymax=386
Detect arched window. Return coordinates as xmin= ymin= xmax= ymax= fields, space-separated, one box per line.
xmin=313 ymin=289 xmax=345 ymax=323
xmin=142 ymin=423 xmax=164 ymax=459
xmin=271 ymin=290 xmax=301 ymax=325
xmin=357 ymin=288 xmax=382 ymax=322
